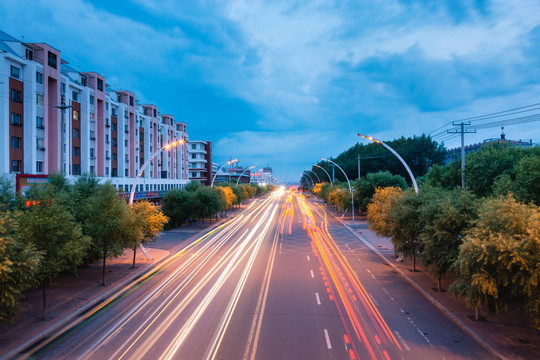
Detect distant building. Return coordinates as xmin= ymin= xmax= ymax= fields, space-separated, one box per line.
xmin=187 ymin=140 xmax=212 ymax=186
xmin=251 ymin=167 xmax=274 ymax=185
xmin=446 ymin=131 xmax=534 ymax=163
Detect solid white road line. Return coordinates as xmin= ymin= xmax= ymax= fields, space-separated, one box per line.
xmin=323 ymin=329 xmax=332 ymax=349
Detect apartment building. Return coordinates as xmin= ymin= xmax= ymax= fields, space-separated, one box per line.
xmin=187 ymin=140 xmax=212 ymax=186
xmin=1 ymin=30 xmax=191 ymax=198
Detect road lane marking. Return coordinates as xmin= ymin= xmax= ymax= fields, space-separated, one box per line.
xmin=323 ymin=329 xmax=332 ymax=349
xmin=307 ymin=255 xmax=311 ymax=261
xmin=366 ymin=269 xmax=376 ymax=279
xmin=315 ymin=292 xmax=321 ymax=305
xmin=310 ymin=270 xmax=314 ymax=278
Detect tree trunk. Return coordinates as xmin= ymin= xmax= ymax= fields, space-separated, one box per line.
xmin=42 ymin=282 xmax=47 ymax=321
xmin=413 ymin=254 xmax=416 ymax=272
xmin=102 ymin=249 xmax=107 ymax=286
xmin=438 ymin=274 xmax=442 ymax=292
xmin=475 ymin=306 xmax=479 ymax=321
xmin=132 ymin=244 xmax=137 ymax=268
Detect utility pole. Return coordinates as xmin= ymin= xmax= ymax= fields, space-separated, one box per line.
xmin=357 ymin=154 xmax=361 ymax=179
xmin=332 ymin=164 xmax=335 ymax=182
xmin=447 ymin=122 xmax=476 ymax=189
xmin=53 ymin=98 xmax=72 ymax=174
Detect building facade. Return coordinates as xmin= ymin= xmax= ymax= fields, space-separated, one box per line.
xmin=1 ymin=30 xmax=192 ymax=196
xmin=187 ymin=140 xmax=212 ymax=186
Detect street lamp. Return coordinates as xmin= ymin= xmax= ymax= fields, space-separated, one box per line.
xmin=129 ymin=139 xmax=185 ymax=205
xmin=307 ymin=169 xmax=321 ymax=183
xmin=358 ymin=134 xmax=419 ymax=195
xmin=313 ymin=164 xmax=332 ymax=185
xmin=211 ymin=159 xmax=238 ymax=188
xmin=303 ymin=171 xmax=315 ymax=186
xmin=236 ymin=165 xmax=256 ymax=186
xmin=321 ymin=157 xmax=354 ymax=221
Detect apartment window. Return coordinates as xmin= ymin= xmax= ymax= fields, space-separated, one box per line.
xmin=36 ymin=138 xmax=44 ymax=150
xmin=81 ymin=77 xmax=87 ymax=86
xmin=11 ymin=160 xmax=21 ymax=173
xmin=111 ymin=123 xmax=117 ymax=132
xmin=105 ymin=167 xmax=109 ymax=176
xmin=72 ymin=91 xmax=79 ymax=102
xmin=192 ymin=144 xmax=197 ymax=150
xmin=106 ymin=151 xmax=110 ymax=159
xmin=106 ymin=135 xmax=110 ymax=143
xmin=97 ymin=78 xmax=104 ymax=91
xmin=73 ymin=164 xmax=81 ymax=175
xmin=61 ymin=83 xmax=66 ymax=94
xmin=90 ymin=95 xmax=94 ymax=105
xmin=73 ymin=110 xmax=79 ymax=121
xmin=25 ymin=48 xmax=33 ymax=60
xmin=11 ymin=113 xmax=21 ymax=126
xmin=36 ymin=161 xmax=43 ymax=173
xmin=36 ymin=116 xmax=44 ymax=129
xmin=36 ymin=94 xmax=43 ymax=106
xmin=129 ymin=96 xmax=134 ymax=106
xmin=73 ymin=146 xmax=80 ymax=156
xmin=11 ymin=89 xmax=22 ymax=103
xmin=11 ymin=136 xmax=21 ymax=149
xmin=112 ymin=138 xmax=117 ymax=146
xmin=125 ymin=169 xmax=128 ymax=176
xmin=106 ymin=102 xmax=109 ymax=111
xmin=112 ymin=153 xmax=117 ymax=161
xmin=90 ymin=148 xmax=94 ymax=158
xmin=48 ymin=52 xmax=57 ymax=68
xmin=111 ymin=168 xmax=117 ymax=177
xmin=124 ymin=124 xmax=128 ymax=132
xmin=90 ymin=166 xmax=94 ymax=174
xmin=191 ymin=154 xmax=196 ymax=159
xmin=90 ymin=130 xmax=95 ymax=139
xmin=10 ymin=66 xmax=20 ymax=79
xmin=125 ymin=139 xmax=128 ymax=147
xmin=112 ymin=107 xmax=116 ymax=116
xmin=36 ymin=72 xmax=43 ymax=84
xmin=73 ymin=128 xmax=79 ymax=138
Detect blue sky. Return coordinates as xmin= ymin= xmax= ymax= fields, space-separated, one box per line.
xmin=2 ymin=0 xmax=540 ymax=182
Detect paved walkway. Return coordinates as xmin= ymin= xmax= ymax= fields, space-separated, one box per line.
xmin=0 ymin=209 xmax=238 ymax=360
xmin=322 ymin=203 xmax=540 ymax=360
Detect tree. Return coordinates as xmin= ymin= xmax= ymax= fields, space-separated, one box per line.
xmin=367 ymin=186 xmax=404 ymax=241
xmin=514 ymin=155 xmax=540 ymax=205
xmin=231 ymin=185 xmax=246 ymax=206
xmin=84 ymin=183 xmax=139 ymax=285
xmin=192 ymin=187 xmax=221 ymax=225
xmin=0 ymin=211 xmax=41 ymax=322
xmin=70 ymin=173 xmax=100 ymax=224
xmin=419 ymin=188 xmax=478 ymax=291
xmin=162 ymin=189 xmax=193 ymax=228
xmin=450 ymin=195 xmax=540 ymax=325
xmin=420 ymin=161 xmax=461 ymax=190
xmin=18 ymin=187 xmax=90 ymax=320
xmin=130 ymin=201 xmax=168 ymax=268
xmin=0 ymin=176 xmax=14 ymax=211
xmin=354 ymin=171 xmax=407 ymax=212
xmin=185 ymin=181 xmax=202 ymax=192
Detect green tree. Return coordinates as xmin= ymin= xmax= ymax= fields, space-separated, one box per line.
xmin=0 ymin=176 xmax=14 ymax=211
xmin=192 ymin=187 xmax=221 ymax=225
xmin=130 ymin=201 xmax=168 ymax=268
xmin=70 ymin=173 xmax=100 ymax=224
xmin=419 ymin=188 xmax=478 ymax=291
xmin=231 ymin=185 xmax=246 ymax=206
xmin=18 ymin=187 xmax=90 ymax=320
xmin=514 ymin=155 xmax=540 ymax=205
xmin=185 ymin=181 xmax=202 ymax=192
xmin=420 ymin=161 xmax=461 ymax=190
xmin=0 ymin=211 xmax=41 ymax=322
xmin=450 ymin=195 xmax=540 ymax=325
xmin=354 ymin=171 xmax=407 ymax=212
xmin=84 ymin=183 xmax=139 ymax=285
xmin=162 ymin=189 xmax=193 ymax=227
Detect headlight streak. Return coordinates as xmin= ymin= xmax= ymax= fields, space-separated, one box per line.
xmin=294 ymin=194 xmax=402 ymax=360
xmin=53 ymin=194 xmax=279 ymax=360
xmin=159 ymin=197 xmax=281 ymax=360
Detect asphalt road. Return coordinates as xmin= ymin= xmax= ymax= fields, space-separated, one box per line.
xmin=23 ymin=190 xmax=494 ymax=360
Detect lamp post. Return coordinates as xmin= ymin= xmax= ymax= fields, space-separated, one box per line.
xmin=321 ymin=158 xmax=354 ymax=220
xmin=307 ymin=169 xmax=321 ymax=183
xmin=358 ymin=134 xmax=419 ymax=195
xmin=211 ymin=159 xmax=238 ymax=188
xmin=236 ymin=165 xmax=256 ymax=186
xmin=129 ymin=139 xmax=185 ymax=205
xmin=303 ymin=171 xmax=315 ymax=186
xmin=313 ymin=164 xmax=332 ymax=185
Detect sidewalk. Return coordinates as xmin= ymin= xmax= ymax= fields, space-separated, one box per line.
xmin=0 ymin=209 xmax=241 ymax=360
xmin=323 ymin=205 xmax=540 ymax=360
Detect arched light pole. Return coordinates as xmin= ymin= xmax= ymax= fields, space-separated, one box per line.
xmin=303 ymin=171 xmax=315 ymax=186
xmin=211 ymin=159 xmax=238 ymax=188
xmin=236 ymin=165 xmax=256 ymax=186
xmin=313 ymin=164 xmax=332 ymax=185
xmin=129 ymin=139 xmax=185 ymax=205
xmin=307 ymin=169 xmax=321 ymax=183
xmin=358 ymin=134 xmax=419 ymax=195
xmin=321 ymin=157 xmax=354 ymax=220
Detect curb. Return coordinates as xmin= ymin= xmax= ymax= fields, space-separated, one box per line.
xmin=326 ymin=208 xmax=507 ymax=360
xmin=2 ymin=206 xmax=246 ymax=360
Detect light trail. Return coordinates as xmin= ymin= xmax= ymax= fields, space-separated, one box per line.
xmin=293 ymin=194 xmax=403 ymax=360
